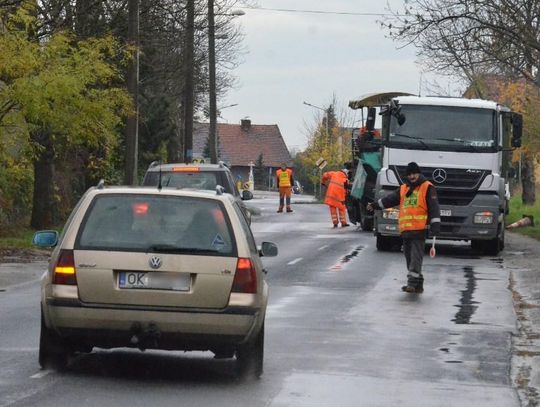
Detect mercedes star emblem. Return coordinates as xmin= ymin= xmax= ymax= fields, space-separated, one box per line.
xmin=149 ymin=256 xmax=162 ymax=269
xmin=432 ymin=168 xmax=447 ymax=183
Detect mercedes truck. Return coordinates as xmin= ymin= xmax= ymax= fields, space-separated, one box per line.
xmin=354 ymin=95 xmax=522 ymax=255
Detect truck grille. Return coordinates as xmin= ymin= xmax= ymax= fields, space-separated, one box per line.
xmin=392 ymin=165 xmax=491 ymax=206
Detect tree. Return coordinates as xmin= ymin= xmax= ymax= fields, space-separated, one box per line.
xmin=0 ymin=6 xmax=131 ymax=228
xmin=296 ymin=98 xmax=352 ymax=197
xmin=383 ymin=0 xmax=540 ymax=203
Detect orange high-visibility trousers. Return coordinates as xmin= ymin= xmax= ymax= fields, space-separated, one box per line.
xmin=278 ymin=186 xmax=292 ymax=211
xmin=330 ymin=206 xmax=347 ymax=226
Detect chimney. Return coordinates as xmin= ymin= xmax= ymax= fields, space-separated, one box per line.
xmin=241 ymin=119 xmax=251 ymax=131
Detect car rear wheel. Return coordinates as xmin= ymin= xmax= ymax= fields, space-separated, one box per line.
xmin=236 ymin=323 xmax=264 ymax=379
xmin=39 ymin=309 xmax=69 ymax=370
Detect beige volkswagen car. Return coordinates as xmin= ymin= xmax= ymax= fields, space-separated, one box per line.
xmin=33 ymin=184 xmax=276 ymax=377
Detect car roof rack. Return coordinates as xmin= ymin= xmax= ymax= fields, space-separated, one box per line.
xmin=96 ymin=179 xmax=105 ymax=189
xmin=148 ymin=160 xmax=160 ymax=169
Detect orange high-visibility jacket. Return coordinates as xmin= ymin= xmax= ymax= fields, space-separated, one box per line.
xmin=322 ymin=171 xmax=348 ymax=210
xmin=276 ymin=168 xmax=293 ymax=187
xmin=398 ymin=181 xmax=432 ymax=232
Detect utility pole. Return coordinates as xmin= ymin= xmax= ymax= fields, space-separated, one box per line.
xmin=182 ymin=0 xmax=195 ymax=164
xmin=208 ymin=0 xmax=218 ymax=164
xmin=124 ymin=0 xmax=139 ymax=184
xmin=208 ymin=9 xmax=243 ymax=164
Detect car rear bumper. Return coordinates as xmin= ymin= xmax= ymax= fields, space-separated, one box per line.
xmin=44 ymin=299 xmax=261 ymax=351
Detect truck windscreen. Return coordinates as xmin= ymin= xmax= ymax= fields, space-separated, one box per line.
xmin=388 ymin=105 xmax=496 ymax=152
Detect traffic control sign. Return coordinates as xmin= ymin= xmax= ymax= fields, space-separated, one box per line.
xmin=316 ymin=157 xmax=327 ymax=170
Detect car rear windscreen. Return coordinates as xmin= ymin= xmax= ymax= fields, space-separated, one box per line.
xmin=76 ymin=194 xmax=236 ymax=256
xmin=144 ymin=171 xmax=219 ymax=190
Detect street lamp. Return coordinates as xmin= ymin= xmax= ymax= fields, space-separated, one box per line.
xmin=208 ymin=7 xmax=244 ymax=164
xmin=303 ymin=101 xmax=329 ymax=136
xmin=217 ymin=103 xmax=238 ymax=121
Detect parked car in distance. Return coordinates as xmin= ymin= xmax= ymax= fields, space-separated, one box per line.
xmin=142 ymin=161 xmax=254 ymax=223
xmin=292 ymin=180 xmax=303 ymax=194
xmin=34 ymin=184 xmax=277 ymax=378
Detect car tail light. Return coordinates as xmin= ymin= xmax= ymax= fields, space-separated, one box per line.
xmin=232 ymin=258 xmax=257 ymax=293
xmin=53 ymin=249 xmax=77 ymax=285
xmin=132 ymin=202 xmax=149 ymax=216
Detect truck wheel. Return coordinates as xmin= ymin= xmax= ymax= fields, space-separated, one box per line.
xmin=236 ymin=323 xmax=264 ymax=379
xmin=376 ymin=235 xmax=392 ymax=251
xmin=39 ymin=309 xmax=69 ymax=370
xmin=471 ymin=235 xmax=502 ymax=256
xmin=484 ymin=238 xmax=501 ymax=256
xmin=488 ymin=223 xmax=505 ymax=255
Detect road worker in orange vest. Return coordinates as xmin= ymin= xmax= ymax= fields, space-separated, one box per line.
xmin=276 ymin=163 xmax=294 ymax=213
xmin=321 ymin=169 xmax=350 ymax=228
xmin=367 ymin=162 xmax=441 ymax=293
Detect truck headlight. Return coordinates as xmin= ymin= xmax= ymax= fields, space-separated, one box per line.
xmin=473 ymin=211 xmax=494 ymax=224
xmin=382 ymin=208 xmax=399 ymax=220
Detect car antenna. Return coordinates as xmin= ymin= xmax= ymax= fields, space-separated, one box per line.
xmin=158 ymin=160 xmax=163 ymax=191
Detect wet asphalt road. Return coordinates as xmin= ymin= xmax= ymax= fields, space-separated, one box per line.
xmin=0 ymin=197 xmax=520 ymax=406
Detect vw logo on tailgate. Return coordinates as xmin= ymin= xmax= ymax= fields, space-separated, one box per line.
xmin=432 ymin=168 xmax=447 ymax=184
xmin=149 ymin=256 xmax=162 ymax=269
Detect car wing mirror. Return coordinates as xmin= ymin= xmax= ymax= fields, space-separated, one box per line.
xmin=242 ymin=190 xmax=253 ymax=200
xmin=33 ymin=230 xmax=59 ymax=247
xmin=259 ymin=241 xmax=278 ymax=257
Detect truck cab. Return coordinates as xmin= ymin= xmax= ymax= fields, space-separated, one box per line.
xmin=372 ymin=96 xmax=522 ymax=255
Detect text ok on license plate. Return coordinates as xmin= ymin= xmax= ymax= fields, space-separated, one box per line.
xmin=118 ymin=271 xmax=190 ymax=291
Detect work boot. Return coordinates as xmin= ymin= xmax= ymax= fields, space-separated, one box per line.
xmin=277 ymin=207 xmax=283 ymax=213
xmin=333 ymin=223 xmax=338 ymax=228
xmin=401 ymin=285 xmax=424 ymax=293
xmin=286 ymin=207 xmax=293 ymax=213
xmin=401 ymin=277 xmax=424 ymax=294
xmin=341 ymin=223 xmax=350 ymax=227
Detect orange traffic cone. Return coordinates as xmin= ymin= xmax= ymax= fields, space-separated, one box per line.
xmin=506 ymin=215 xmax=535 ymax=229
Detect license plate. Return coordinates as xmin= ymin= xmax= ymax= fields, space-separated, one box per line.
xmin=440 ymin=209 xmax=452 ymax=216
xmin=118 ymin=272 xmax=190 ymax=291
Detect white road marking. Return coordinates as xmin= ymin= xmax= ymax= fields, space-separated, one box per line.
xmin=287 ymin=257 xmax=303 ymax=265
xmin=30 ymin=370 xmax=51 ymax=379
xmin=0 ymin=347 xmax=38 ymax=352
xmin=318 ymin=245 xmax=329 ymax=251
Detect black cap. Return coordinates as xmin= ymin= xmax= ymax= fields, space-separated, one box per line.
xmin=405 ymin=162 xmax=421 ymax=175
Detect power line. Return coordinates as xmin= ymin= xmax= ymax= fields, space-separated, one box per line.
xmin=242 ymin=6 xmax=400 ymax=17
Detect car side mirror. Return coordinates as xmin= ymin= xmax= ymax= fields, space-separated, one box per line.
xmin=259 ymin=241 xmax=278 ymax=257
xmin=33 ymin=230 xmax=59 ymax=247
xmin=242 ymin=190 xmax=253 ymax=200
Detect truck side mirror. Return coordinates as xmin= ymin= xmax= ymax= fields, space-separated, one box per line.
xmin=388 ymin=100 xmax=406 ymax=126
xmin=512 ymin=113 xmax=523 ymax=148
xmin=366 ymin=107 xmax=376 ymax=131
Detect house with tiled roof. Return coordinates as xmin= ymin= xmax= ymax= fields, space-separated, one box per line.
xmin=193 ymin=119 xmax=292 ymax=189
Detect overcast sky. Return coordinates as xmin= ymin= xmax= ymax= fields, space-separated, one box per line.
xmin=219 ymin=0 xmax=459 ymax=153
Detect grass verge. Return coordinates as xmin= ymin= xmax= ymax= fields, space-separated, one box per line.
xmin=0 ymin=227 xmax=37 ymax=250
xmin=506 ymin=195 xmax=540 ymax=240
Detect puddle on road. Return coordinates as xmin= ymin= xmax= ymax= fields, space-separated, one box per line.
xmin=452 ymin=266 xmax=479 ymax=324
xmin=330 ymin=246 xmax=364 ymax=271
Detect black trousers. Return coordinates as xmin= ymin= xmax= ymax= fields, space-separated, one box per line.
xmin=402 ymin=237 xmax=425 ymax=286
